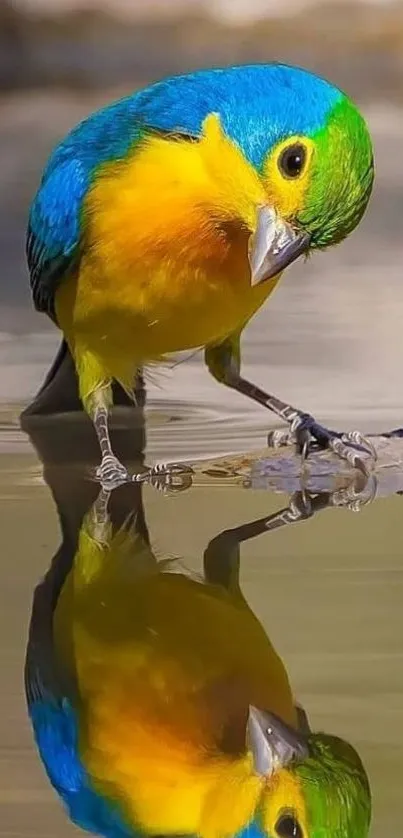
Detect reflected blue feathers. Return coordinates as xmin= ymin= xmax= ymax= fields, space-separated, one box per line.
xmin=29 ymin=695 xmax=267 ymax=838
xmin=29 ymin=699 xmax=135 ymax=838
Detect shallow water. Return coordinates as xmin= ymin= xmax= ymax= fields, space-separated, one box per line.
xmin=0 ymin=405 xmax=402 ymax=838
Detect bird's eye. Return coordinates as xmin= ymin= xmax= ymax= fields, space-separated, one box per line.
xmin=275 ymin=812 xmax=303 ymax=838
xmin=278 ymin=144 xmax=307 ymax=179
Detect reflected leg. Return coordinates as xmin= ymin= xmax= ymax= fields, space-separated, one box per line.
xmin=203 ymin=477 xmax=376 ymax=590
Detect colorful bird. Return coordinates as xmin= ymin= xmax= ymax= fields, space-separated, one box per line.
xmin=26 ymin=63 xmax=374 ymax=487
xmin=26 ymin=484 xmax=371 ymax=838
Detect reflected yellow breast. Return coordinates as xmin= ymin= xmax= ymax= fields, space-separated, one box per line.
xmin=54 ymin=567 xmax=297 ymax=836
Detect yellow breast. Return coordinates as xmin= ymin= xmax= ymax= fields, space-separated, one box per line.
xmin=55 ymin=117 xmax=281 ymax=385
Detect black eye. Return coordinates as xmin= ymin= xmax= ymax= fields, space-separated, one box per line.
xmin=275 ymin=813 xmax=303 ymax=838
xmin=278 ymin=144 xmax=307 ymax=179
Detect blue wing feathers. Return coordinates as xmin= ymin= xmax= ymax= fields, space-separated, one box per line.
xmin=27 ymin=94 xmax=145 ymax=316
xmin=27 ymin=159 xmax=87 ymax=315
xmin=29 ymin=699 xmax=135 ymax=838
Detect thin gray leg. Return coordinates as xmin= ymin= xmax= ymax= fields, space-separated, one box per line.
xmin=94 ymin=405 xmax=131 ymax=490
xmin=93 ymin=403 xmax=194 ymax=493
xmin=205 ymin=338 xmax=376 ymax=476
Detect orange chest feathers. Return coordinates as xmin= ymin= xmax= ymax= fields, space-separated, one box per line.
xmin=62 ymin=118 xmax=281 ymax=360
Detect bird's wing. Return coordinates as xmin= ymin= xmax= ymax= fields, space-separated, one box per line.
xmin=25 ymin=547 xmax=135 ymax=836
xmin=24 ymin=540 xmax=86 ymax=797
xmin=26 ymin=77 xmax=220 ymax=320
xmin=26 ymin=156 xmax=88 ymax=319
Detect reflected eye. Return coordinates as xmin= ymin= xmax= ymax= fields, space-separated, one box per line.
xmin=278 ymin=144 xmax=307 ymax=179
xmin=275 ymin=813 xmax=303 ymax=838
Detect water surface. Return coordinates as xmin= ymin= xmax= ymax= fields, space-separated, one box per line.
xmin=0 ymin=407 xmax=402 ymax=838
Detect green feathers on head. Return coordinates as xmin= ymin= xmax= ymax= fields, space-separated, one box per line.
xmin=296 ymin=733 xmax=372 ymax=838
xmin=300 ymin=96 xmax=374 ymax=249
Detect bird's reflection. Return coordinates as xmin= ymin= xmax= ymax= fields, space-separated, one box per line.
xmin=24 ymin=419 xmax=372 ymax=838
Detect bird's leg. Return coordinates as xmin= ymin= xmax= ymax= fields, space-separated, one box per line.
xmin=206 ymin=337 xmax=376 ymax=476
xmin=89 ymin=385 xmax=193 ymax=493
xmin=94 ymin=404 xmax=132 ymax=489
xmin=89 ymin=385 xmax=132 ymax=490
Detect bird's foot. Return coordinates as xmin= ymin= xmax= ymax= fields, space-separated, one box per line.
xmin=95 ymin=455 xmax=131 ymax=490
xmin=95 ymin=457 xmax=194 ymax=494
xmin=267 ymin=413 xmax=377 ymax=476
xmin=134 ymin=462 xmax=194 ymax=494
xmin=95 ymin=454 xmax=194 ymax=494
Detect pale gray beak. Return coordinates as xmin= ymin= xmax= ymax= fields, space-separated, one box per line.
xmin=249 ymin=206 xmax=311 ymax=286
xmin=246 ymin=706 xmax=309 ymax=777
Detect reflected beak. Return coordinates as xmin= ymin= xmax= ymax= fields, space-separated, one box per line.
xmin=249 ymin=206 xmax=311 ymax=286
xmin=246 ymin=706 xmax=309 ymax=777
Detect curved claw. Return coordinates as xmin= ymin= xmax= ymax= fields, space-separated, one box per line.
xmin=288 ymin=490 xmax=313 ymax=520
xmin=161 ymin=463 xmax=194 ymax=475
xmin=327 ymin=436 xmax=372 ymax=477
xmin=300 ymin=435 xmax=310 ymax=464
xmin=341 ymin=431 xmax=378 ymax=462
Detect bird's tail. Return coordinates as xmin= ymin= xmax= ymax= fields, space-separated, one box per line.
xmin=20 ymin=339 xmax=145 ymax=419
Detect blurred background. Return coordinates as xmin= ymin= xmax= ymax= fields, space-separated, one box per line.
xmin=1 ymin=0 xmax=403 ymax=433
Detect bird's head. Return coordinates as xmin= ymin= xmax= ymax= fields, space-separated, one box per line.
xmin=193 ymin=65 xmax=374 ymax=285
xmin=237 ymin=706 xmax=371 ymax=838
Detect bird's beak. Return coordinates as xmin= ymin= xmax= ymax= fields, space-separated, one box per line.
xmin=246 ymin=706 xmax=309 ymax=777
xmin=248 ymin=206 xmax=311 ymax=286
